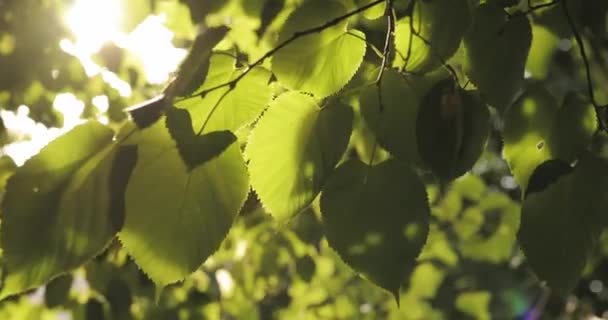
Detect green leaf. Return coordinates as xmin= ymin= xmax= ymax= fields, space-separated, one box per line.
xmin=166 ymin=106 xmax=236 ymax=170
xmin=247 ymin=92 xmax=353 ymax=220
xmin=357 ymin=0 xmax=385 ymax=20
xmin=519 ymin=153 xmax=608 ymax=293
xmin=547 ymin=92 xmax=598 ymax=163
xmin=526 ymin=25 xmax=560 ymax=79
xmin=320 ymin=159 xmax=430 ymax=298
xmin=119 ymin=120 xmax=249 ymax=286
xmin=503 ymin=85 xmax=557 ymax=191
xmin=463 ymin=3 xmax=531 ymax=111
xmin=360 ymin=69 xmax=422 ymax=164
xmin=169 ymin=26 xmax=230 ymax=98
xmin=0 ymin=122 xmax=136 ymax=299
xmin=271 ymin=0 xmax=366 ymax=98
xmin=393 ymin=0 xmax=471 ymax=73
xmin=416 ymin=78 xmax=490 ymax=180
xmin=176 ymin=53 xmax=272 ymax=133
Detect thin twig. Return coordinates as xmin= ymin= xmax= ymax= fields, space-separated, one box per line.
xmin=197 ymin=88 xmax=231 ymax=134
xmin=508 ymin=0 xmax=560 ymax=20
xmin=366 ymin=0 xmax=394 ymax=177
xmin=562 ymin=0 xmax=607 ymax=131
xmin=185 ymin=0 xmax=385 ymax=100
xmin=400 ymin=0 xmax=417 ymax=72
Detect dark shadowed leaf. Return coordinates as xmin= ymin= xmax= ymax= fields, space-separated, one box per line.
xmin=519 ymin=152 xmax=608 ymax=294
xmin=320 ymin=159 xmax=430 ymax=299
xmin=166 ymin=106 xmax=236 ymax=169
xmin=463 ymin=3 xmax=531 ymax=111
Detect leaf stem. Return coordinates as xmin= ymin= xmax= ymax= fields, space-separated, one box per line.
xmin=561 ymin=0 xmax=607 ymax=131
xmin=374 ymin=0 xmax=396 ymax=112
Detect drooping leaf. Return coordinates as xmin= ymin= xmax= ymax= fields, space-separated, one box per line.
xmin=393 ymin=0 xmax=471 ymax=73
xmin=463 ymin=3 xmax=531 ymax=111
xmin=519 ymin=153 xmax=608 ymax=293
xmin=360 ymin=69 xmax=422 ymax=164
xmin=320 ymin=159 xmax=430 ymax=298
xmin=166 ymin=106 xmax=236 ymax=170
xmin=168 ymin=26 xmax=230 ymax=98
xmin=547 ymin=92 xmax=598 ymax=162
xmin=271 ymin=0 xmax=366 ymax=98
xmin=247 ymin=92 xmax=353 ymax=220
xmin=0 ymin=122 xmax=136 ymax=299
xmin=176 ymin=53 xmax=272 ymax=133
xmin=416 ymin=78 xmax=489 ymax=180
xmin=120 ymin=119 xmax=248 ymax=286
xmin=503 ymin=85 xmax=557 ymax=192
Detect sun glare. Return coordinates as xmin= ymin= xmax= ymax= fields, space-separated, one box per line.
xmin=1 ymin=0 xmax=189 ymax=165
xmin=62 ymin=0 xmax=187 ymax=86
xmin=64 ymin=0 xmax=122 ymax=54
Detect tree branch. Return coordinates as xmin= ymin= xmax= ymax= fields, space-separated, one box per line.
xmin=561 ymin=0 xmax=607 ymax=131
xmin=184 ymin=0 xmax=385 ymax=100
xmin=508 ymin=0 xmax=560 ymax=20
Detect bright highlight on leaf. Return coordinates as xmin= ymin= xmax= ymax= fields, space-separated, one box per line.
xmin=271 ymin=0 xmax=366 ymax=98
xmin=503 ymin=85 xmax=557 ymax=191
xmin=247 ymin=92 xmax=353 ymax=220
xmin=0 ymin=122 xmax=135 ymax=299
xmin=320 ymin=159 xmax=430 ymax=299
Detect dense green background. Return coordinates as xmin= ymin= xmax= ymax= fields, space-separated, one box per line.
xmin=1 ymin=0 xmax=608 ymax=319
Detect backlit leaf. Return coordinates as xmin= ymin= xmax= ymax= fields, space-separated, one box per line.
xmin=176 ymin=53 xmax=272 ymax=133
xmin=271 ymin=0 xmax=366 ymax=98
xmin=120 ymin=120 xmax=248 ymax=286
xmin=247 ymin=92 xmax=353 ymax=220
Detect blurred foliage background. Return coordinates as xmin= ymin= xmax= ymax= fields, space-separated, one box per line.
xmin=1 ymin=0 xmax=608 ymax=319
